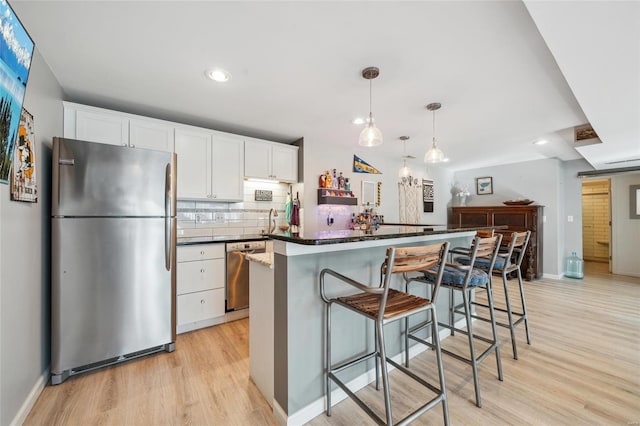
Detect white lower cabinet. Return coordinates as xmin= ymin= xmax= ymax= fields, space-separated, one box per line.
xmin=176 ymin=243 xmax=226 ymax=333
xmin=177 ymin=289 xmax=225 ymax=325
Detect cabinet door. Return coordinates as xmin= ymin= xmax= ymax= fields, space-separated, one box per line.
xmin=272 ymin=144 xmax=298 ymax=182
xmin=244 ymin=139 xmax=272 ymax=179
xmin=129 ymin=118 xmax=174 ymax=152
xmin=211 ymin=134 xmax=244 ymax=201
xmin=76 ymin=109 xmax=129 ymax=146
xmin=174 ymin=127 xmax=212 ymax=199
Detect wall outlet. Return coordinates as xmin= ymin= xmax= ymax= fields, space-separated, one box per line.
xmin=214 ymin=213 xmax=225 ymax=224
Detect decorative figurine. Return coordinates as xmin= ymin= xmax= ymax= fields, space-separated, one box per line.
xmin=319 ymin=173 xmax=326 ymax=188
xmin=338 ymin=172 xmax=345 ymax=190
xmin=325 ymin=170 xmax=332 ymax=189
xmin=345 ymin=178 xmax=350 ymax=192
xmin=332 ymin=169 xmax=338 ymax=189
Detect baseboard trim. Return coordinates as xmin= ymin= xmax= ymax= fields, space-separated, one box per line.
xmin=543 ymin=273 xmax=564 ymax=280
xmin=10 ymin=368 xmax=49 ymax=426
xmin=280 ymin=318 xmax=466 ymax=426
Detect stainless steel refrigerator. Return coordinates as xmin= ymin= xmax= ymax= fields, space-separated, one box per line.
xmin=51 ymin=137 xmax=176 ymax=385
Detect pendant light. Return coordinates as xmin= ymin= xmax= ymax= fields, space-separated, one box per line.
xmin=398 ymin=136 xmax=414 ymax=178
xmin=424 ymin=102 xmax=445 ymax=163
xmin=358 ymin=67 xmax=383 ymax=147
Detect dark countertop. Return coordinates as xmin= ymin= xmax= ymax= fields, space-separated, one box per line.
xmin=267 ymin=225 xmax=498 ymax=246
xmin=177 ymin=234 xmax=268 ymax=246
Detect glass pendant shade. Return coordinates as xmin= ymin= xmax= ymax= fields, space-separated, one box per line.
xmin=424 ymin=102 xmax=445 ymax=163
xmin=398 ymin=159 xmax=412 ymax=178
xmin=358 ymin=115 xmax=383 ymax=147
xmin=424 ymin=138 xmax=445 ymax=163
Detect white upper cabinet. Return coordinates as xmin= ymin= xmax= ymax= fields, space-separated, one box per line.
xmin=174 ymin=127 xmax=244 ymax=201
xmin=174 ymin=127 xmax=211 ymax=200
xmin=129 ymin=118 xmax=175 ymax=152
xmin=74 ymin=108 xmax=129 ymax=146
xmin=211 ymin=132 xmax=244 ymax=201
xmin=244 ymin=138 xmax=298 ymax=182
xmin=64 ymin=102 xmax=174 ymax=152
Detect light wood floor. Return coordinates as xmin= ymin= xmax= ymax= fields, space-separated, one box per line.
xmin=25 ymin=268 xmax=640 ymax=425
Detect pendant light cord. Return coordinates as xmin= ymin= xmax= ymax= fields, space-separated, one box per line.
xmin=432 ymin=109 xmax=437 ymax=145
xmin=369 ymin=78 xmax=373 ymax=121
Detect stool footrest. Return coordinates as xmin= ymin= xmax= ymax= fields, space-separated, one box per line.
xmin=331 ymin=351 xmax=377 ymax=375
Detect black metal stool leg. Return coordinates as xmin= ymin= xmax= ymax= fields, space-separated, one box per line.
xmin=449 ymin=287 xmax=455 ymax=336
xmin=462 ymin=289 xmax=482 ymax=407
xmin=502 ymin=271 xmax=518 ymax=360
xmin=376 ymin=320 xmax=393 ymax=425
xmin=486 ymin=279 xmax=503 ymax=381
xmin=431 ymin=306 xmax=450 ymax=426
xmin=326 ymin=301 xmax=332 ymax=415
xmin=517 ymin=269 xmax=532 ymax=345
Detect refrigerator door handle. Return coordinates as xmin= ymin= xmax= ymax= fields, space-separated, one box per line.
xmin=58 ymin=159 xmax=75 ymax=166
xmin=164 ymin=163 xmax=172 ymax=271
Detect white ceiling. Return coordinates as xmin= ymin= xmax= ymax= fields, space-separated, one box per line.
xmin=11 ymin=1 xmax=639 ymax=171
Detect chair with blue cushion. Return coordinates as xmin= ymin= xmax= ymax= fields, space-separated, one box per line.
xmin=320 ymin=242 xmax=451 ymax=425
xmin=456 ymin=230 xmax=531 ymax=359
xmin=406 ymin=234 xmax=503 ymax=408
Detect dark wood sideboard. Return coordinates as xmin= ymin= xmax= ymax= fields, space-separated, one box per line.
xmin=450 ymin=205 xmax=544 ymax=280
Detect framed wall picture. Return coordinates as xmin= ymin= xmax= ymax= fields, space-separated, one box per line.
xmin=10 ymin=108 xmax=37 ymax=202
xmin=476 ymin=176 xmax=493 ymax=195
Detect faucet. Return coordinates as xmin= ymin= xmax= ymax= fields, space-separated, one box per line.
xmin=268 ymin=208 xmax=278 ymax=234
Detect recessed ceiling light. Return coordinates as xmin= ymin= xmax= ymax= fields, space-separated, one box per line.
xmin=205 ymin=68 xmax=231 ymax=83
xmin=533 ymin=139 xmax=548 ymax=145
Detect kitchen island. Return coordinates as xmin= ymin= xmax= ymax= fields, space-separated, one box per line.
xmin=265 ymin=225 xmax=490 ymax=425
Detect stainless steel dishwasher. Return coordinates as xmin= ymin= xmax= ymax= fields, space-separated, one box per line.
xmin=225 ymin=240 xmax=266 ymax=311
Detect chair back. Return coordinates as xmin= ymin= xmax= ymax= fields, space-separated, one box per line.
xmin=498 ymin=231 xmax=531 ymax=271
xmin=380 ymin=241 xmax=450 ymax=318
xmin=476 ymin=229 xmax=494 ymax=238
xmin=474 ymin=234 xmax=503 ymax=267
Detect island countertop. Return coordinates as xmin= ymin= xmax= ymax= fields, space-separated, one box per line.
xmin=267 ymin=225 xmax=499 ymax=246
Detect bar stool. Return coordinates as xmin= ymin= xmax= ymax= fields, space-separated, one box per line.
xmin=320 ymin=242 xmax=450 ymax=425
xmin=407 ymin=235 xmax=503 ymax=408
xmin=457 ymin=231 xmax=532 ymax=359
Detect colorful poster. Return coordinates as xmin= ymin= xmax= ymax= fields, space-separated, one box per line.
xmin=10 ymin=107 xmax=36 ymax=202
xmin=353 ymin=155 xmax=381 ymax=174
xmin=0 ymin=0 xmax=35 ymax=184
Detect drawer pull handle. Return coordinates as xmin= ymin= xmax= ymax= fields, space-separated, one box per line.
xmin=200 ymin=269 xmax=205 ymax=273
xmin=200 ymin=251 xmax=205 ymax=255
xmin=200 ymin=299 xmax=205 ymax=304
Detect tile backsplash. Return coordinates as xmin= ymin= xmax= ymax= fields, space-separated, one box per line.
xmin=177 ymin=181 xmax=292 ymax=238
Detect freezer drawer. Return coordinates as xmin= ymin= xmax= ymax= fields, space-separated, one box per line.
xmin=51 ymin=217 xmax=176 ymax=376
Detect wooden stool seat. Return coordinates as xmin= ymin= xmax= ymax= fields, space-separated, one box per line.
xmin=337 ymin=288 xmax=431 ymax=320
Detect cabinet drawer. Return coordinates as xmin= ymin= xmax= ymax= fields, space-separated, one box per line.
xmin=177 ymin=258 xmax=224 ymax=294
xmin=177 ymin=289 xmax=225 ymax=325
xmin=177 ymin=244 xmax=224 ymax=262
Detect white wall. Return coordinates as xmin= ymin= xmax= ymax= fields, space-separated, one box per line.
xmin=453 ymin=158 xmax=563 ymax=276
xmin=611 ymin=172 xmax=640 ymax=277
xmin=301 ymin=134 xmax=452 ymax=231
xmin=561 ymin=159 xmax=593 ymax=261
xmin=0 ymin=50 xmax=63 ymax=425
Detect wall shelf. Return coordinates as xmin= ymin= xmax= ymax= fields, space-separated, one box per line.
xmin=317 ymin=189 xmax=358 ymax=206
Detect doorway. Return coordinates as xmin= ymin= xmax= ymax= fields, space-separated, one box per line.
xmin=581 ymin=179 xmax=612 ymax=272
